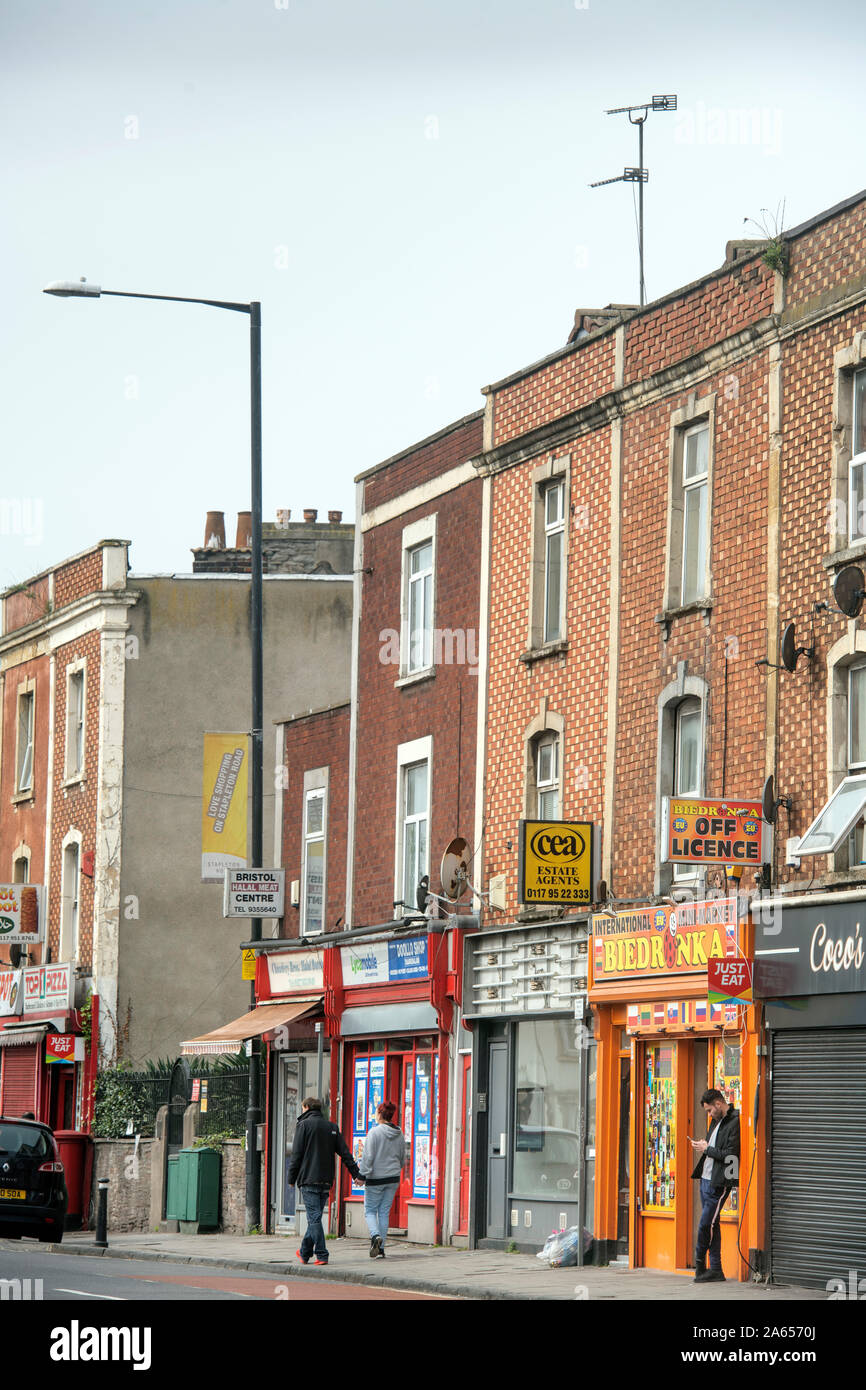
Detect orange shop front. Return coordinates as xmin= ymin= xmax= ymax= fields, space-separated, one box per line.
xmin=589 ymin=897 xmax=760 ymax=1279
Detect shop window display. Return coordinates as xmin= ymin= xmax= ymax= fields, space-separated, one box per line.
xmin=643 ymin=1043 xmax=676 ymax=1210
xmin=511 ymin=1020 xmax=581 ymax=1200
xmin=712 ymin=1036 xmax=742 ymax=1213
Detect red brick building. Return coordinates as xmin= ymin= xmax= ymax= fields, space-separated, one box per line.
xmin=263 ymin=412 xmax=485 ymax=1245
xmin=470 ymin=189 xmax=866 ymax=1288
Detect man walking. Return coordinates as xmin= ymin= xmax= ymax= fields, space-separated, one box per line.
xmin=287 ymin=1097 xmax=364 ymax=1266
xmin=689 ymin=1088 xmax=740 ymax=1283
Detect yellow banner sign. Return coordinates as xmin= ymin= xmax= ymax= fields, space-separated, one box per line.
xmin=592 ymin=897 xmax=739 ymax=981
xmin=202 ymin=734 xmax=248 ymax=883
xmin=518 ymin=820 xmax=593 ymax=906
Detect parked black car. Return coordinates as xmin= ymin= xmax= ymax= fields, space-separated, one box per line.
xmin=0 ymin=1116 xmax=67 ymax=1243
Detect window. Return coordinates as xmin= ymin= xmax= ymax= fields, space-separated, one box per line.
xmin=848 ymin=368 xmax=866 ymax=543
xmin=672 ymin=698 xmax=702 ymax=884
xmin=400 ymin=517 xmax=436 ymax=680
xmin=799 ymin=646 xmax=866 ymax=863
xmin=12 ymin=851 xmax=29 ymax=883
xmin=16 ymin=688 xmax=34 ymax=795
xmin=401 ymin=761 xmax=429 ymax=910
xmin=66 ymin=667 xmax=85 ymax=781
xmin=301 ymin=787 xmax=326 ymax=935
xmin=60 ymin=840 xmax=80 ymax=962
xmin=407 ymin=540 xmax=433 ymax=673
xmin=664 ymin=399 xmax=715 ymax=613
xmin=528 ymin=456 xmax=570 ymax=653
xmin=543 ymin=481 xmax=565 ymax=643
xmin=535 ymin=734 xmax=560 ymax=820
xmin=681 ymin=425 xmax=709 ymax=604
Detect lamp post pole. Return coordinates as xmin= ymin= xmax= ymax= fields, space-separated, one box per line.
xmin=44 ymin=279 xmax=265 ymax=1232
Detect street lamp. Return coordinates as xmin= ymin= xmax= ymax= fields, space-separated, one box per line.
xmin=44 ymin=276 xmax=265 ymax=1233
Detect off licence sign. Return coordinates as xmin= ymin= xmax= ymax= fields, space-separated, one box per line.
xmin=662 ymin=797 xmax=766 ymax=865
xmin=518 ymin=820 xmax=593 ymax=905
xmin=707 ymin=956 xmax=753 ymax=1005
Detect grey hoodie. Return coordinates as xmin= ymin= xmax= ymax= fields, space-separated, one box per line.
xmin=359 ymin=1122 xmax=406 ymax=1183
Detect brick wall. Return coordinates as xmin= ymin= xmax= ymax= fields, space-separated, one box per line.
xmin=492 ymin=334 xmax=617 ymax=447
xmin=362 ymin=414 xmax=483 ymax=513
xmin=54 ymin=549 xmax=105 ymax=610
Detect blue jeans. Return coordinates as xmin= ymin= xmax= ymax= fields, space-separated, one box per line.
xmin=364 ymin=1181 xmax=399 ymax=1246
xmin=695 ymin=1178 xmax=729 ymax=1271
xmin=299 ymin=1185 xmax=329 ymax=1262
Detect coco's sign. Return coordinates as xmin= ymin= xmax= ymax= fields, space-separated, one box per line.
xmin=754 ymin=899 xmax=866 ymax=997
xmin=518 ymin=820 xmax=593 ymax=906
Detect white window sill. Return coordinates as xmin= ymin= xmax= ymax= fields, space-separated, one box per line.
xmin=655 ymin=600 xmax=713 ymax=640
xmin=822 ymin=537 xmax=866 ymax=570
xmin=12 ymin=789 xmax=35 ymax=805
xmin=521 ymin=639 xmax=569 ymax=666
xmin=395 ymin=668 xmax=436 ymax=690
xmin=62 ymin=774 xmax=86 ymax=791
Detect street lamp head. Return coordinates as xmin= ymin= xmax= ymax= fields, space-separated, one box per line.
xmin=43 ymin=278 xmax=101 ymax=298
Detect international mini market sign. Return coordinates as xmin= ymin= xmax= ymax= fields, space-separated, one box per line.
xmin=661 ymin=797 xmax=768 ymax=865
xmin=592 ymin=897 xmax=739 ymax=982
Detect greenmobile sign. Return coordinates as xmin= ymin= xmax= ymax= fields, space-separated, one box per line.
xmin=518 ymin=820 xmax=594 ymax=906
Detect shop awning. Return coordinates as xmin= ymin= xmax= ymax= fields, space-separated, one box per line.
xmin=0 ymin=1022 xmax=51 ymax=1048
xmin=180 ymin=997 xmax=322 ymax=1056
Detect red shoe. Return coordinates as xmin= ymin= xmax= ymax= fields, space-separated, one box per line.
xmin=312 ymin=1258 xmax=328 ymax=1265
xmin=296 ymin=1250 xmax=309 ymax=1265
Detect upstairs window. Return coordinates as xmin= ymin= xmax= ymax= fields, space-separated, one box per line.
xmin=301 ymin=787 xmax=326 ymax=936
xmin=16 ymin=689 xmax=34 ymax=795
xmin=66 ymin=668 xmax=85 ymax=781
xmin=848 ymin=368 xmax=866 ymax=543
xmin=681 ymin=424 xmax=709 ymax=605
xmin=543 ymin=481 xmax=566 ymax=644
xmin=673 ymin=697 xmax=702 ymax=885
xmin=407 ymin=540 xmax=434 ymax=673
xmin=535 ymin=734 xmax=561 ymax=820
xmin=60 ymin=840 xmax=80 ymax=962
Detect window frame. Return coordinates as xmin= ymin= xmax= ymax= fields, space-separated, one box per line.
xmin=535 ymin=732 xmax=561 ymax=821
xmin=528 ymin=455 xmax=570 ymax=654
xmin=301 ymin=784 xmax=327 ymax=937
xmin=847 ymin=367 xmax=866 ymax=544
xmin=15 ymin=684 xmax=35 ymax=797
xmin=655 ymin=674 xmax=708 ymax=895
xmin=59 ymin=836 xmax=81 ymax=963
xmin=830 ymin=337 xmax=866 ymax=556
xmin=65 ymin=663 xmax=86 ymax=784
xmin=663 ymin=397 xmax=715 ymax=615
xmin=399 ymin=516 xmax=437 ymax=682
xmin=543 ymin=479 xmax=566 ymax=645
xmin=395 ymin=737 xmax=432 ymax=916
xmin=680 ymin=423 xmax=709 ymax=606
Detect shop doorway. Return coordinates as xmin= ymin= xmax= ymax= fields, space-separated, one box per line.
xmin=485 ymin=1039 xmax=508 ymax=1240
xmin=689 ymin=1038 xmax=708 ymax=1264
xmin=273 ymin=1052 xmax=329 ymax=1232
xmin=616 ymin=1050 xmax=631 ymax=1258
xmin=456 ymin=1055 xmax=471 ymax=1236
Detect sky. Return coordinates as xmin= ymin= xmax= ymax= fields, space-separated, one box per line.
xmin=1 ymin=0 xmax=863 ymax=586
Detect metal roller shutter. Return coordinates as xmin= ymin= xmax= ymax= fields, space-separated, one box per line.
xmin=770 ymin=1028 xmax=866 ymax=1290
xmin=0 ymin=1044 xmax=39 ymax=1117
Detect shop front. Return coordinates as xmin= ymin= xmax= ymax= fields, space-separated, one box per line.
xmin=754 ymin=892 xmax=866 ymax=1291
xmin=590 ymin=896 xmax=759 ymax=1278
xmin=333 ymin=927 xmax=465 ymax=1247
xmin=462 ymin=920 xmax=591 ymax=1252
xmin=0 ymin=963 xmax=92 ymax=1225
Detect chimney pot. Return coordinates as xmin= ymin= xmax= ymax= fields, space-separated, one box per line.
xmin=204 ymin=511 xmax=226 ymax=549
xmin=303 ymin=509 xmax=318 ymax=523
xmin=236 ymin=511 xmax=252 ymax=548
xmin=276 ymin=508 xmax=291 ymax=529
xmin=328 ymin=510 xmax=343 ymax=524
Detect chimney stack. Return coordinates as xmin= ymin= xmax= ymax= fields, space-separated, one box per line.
xmin=204 ymin=511 xmax=226 ymax=549
xmin=236 ymin=511 xmax=252 ymax=548
xmin=328 ymin=510 xmax=343 ymax=524
xmin=275 ymin=509 xmax=291 ymax=529
xmin=303 ymin=509 xmax=318 ymax=523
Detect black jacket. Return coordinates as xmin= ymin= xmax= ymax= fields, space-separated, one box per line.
xmin=691 ymin=1104 xmax=740 ymax=1190
xmin=286 ymin=1108 xmax=363 ymax=1189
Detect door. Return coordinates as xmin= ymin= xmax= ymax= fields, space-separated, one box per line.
xmin=275 ymin=1055 xmax=301 ymax=1230
xmin=689 ymin=1038 xmax=709 ymax=1266
xmin=616 ymin=1054 xmax=631 ymax=1256
xmin=486 ymin=1040 xmax=508 ymax=1239
xmin=457 ymin=1055 xmax=471 ymax=1235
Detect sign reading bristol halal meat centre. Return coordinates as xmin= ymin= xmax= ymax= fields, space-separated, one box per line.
xmin=518 ymin=820 xmax=593 ymax=906
xmin=661 ymin=797 xmax=768 ymax=866
xmin=592 ymin=897 xmax=739 ymax=982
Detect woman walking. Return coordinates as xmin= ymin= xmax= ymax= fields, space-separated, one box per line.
xmin=359 ymin=1100 xmax=406 ymax=1258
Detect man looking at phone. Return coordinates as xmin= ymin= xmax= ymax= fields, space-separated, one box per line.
xmin=689 ymin=1088 xmax=739 ymax=1283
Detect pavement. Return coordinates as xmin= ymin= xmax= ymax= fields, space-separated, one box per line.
xmin=53 ymin=1229 xmax=825 ymax=1302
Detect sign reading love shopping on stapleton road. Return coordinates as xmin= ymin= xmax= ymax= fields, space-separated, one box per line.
xmin=518 ymin=820 xmax=593 ymax=906
xmin=661 ymin=797 xmax=768 ymax=866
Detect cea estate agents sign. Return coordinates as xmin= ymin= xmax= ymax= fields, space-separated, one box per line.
xmin=518 ymin=820 xmax=593 ymax=906
xmin=341 ymin=937 xmax=429 ymax=985
xmin=223 ymin=869 xmax=285 ymax=919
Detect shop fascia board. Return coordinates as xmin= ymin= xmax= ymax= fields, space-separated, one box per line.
xmin=240 ymin=914 xmax=478 ymax=954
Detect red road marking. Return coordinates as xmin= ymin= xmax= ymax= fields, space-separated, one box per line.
xmin=126 ymin=1273 xmax=446 ymax=1300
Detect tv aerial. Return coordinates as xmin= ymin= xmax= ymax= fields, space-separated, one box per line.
xmin=832 ymin=565 xmax=866 ymax=619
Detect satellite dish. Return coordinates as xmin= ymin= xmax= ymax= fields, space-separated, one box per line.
xmin=762 ymin=775 xmax=777 ymax=825
xmin=780 ymin=621 xmax=813 ymax=672
xmin=440 ymin=837 xmax=470 ymax=901
xmin=833 ymin=565 xmax=866 ymax=619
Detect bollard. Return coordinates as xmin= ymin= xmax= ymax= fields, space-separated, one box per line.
xmin=95 ymin=1177 xmax=109 ymax=1248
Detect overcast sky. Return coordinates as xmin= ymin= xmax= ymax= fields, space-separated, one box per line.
xmin=2 ymin=0 xmax=863 ymax=585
